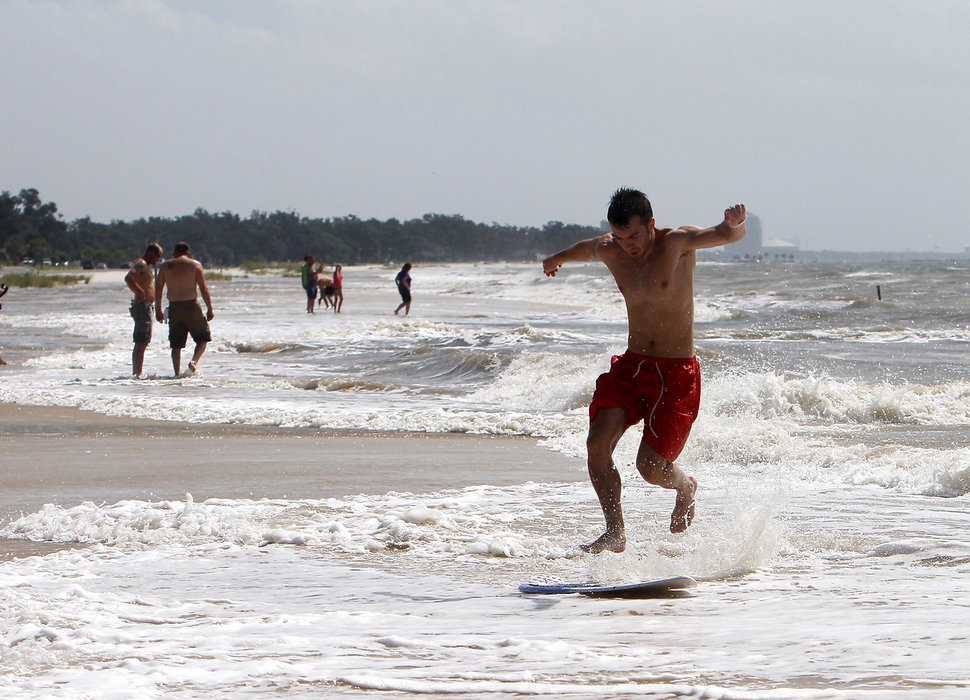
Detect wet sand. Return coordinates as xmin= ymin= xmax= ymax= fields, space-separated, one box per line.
xmin=0 ymin=404 xmax=581 ymax=528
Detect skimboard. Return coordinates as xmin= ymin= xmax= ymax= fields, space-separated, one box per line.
xmin=519 ymin=575 xmax=696 ymax=599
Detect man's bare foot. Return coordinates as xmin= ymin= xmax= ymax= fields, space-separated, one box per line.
xmin=670 ymin=476 xmax=697 ymax=534
xmin=580 ymin=531 xmax=626 ymax=554
xmin=187 ymin=361 xmax=198 ymax=373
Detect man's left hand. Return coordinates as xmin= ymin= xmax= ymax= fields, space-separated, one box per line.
xmin=724 ymin=204 xmax=746 ymax=228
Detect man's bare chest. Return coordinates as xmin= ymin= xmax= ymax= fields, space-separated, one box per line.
xmin=613 ymin=260 xmax=686 ymax=300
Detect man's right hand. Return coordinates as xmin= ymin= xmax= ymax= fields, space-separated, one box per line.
xmin=542 ymin=256 xmax=562 ymax=277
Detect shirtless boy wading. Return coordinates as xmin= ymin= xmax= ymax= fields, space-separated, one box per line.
xmin=543 ymin=188 xmax=746 ymax=554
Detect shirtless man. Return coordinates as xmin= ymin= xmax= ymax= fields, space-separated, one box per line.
xmin=124 ymin=242 xmax=163 ymax=377
xmin=154 ymin=241 xmax=214 ymax=376
xmin=543 ymin=188 xmax=746 ymax=554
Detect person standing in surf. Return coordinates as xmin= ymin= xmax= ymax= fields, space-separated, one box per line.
xmin=155 ymin=241 xmax=214 ymax=377
xmin=543 ymin=188 xmax=746 ymax=554
xmin=331 ymin=264 xmax=344 ymax=313
xmin=124 ymin=242 xmax=163 ymax=377
xmin=301 ymin=255 xmax=319 ymax=313
xmin=0 ymin=283 xmax=8 ymax=365
xmin=394 ymin=262 xmax=412 ymax=315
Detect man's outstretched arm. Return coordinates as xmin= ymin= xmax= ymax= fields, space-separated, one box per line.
xmin=674 ymin=204 xmax=747 ymax=251
xmin=543 ymin=237 xmax=601 ymax=277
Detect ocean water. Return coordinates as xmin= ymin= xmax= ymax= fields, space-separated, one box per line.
xmin=1 ymin=260 xmax=970 ymax=698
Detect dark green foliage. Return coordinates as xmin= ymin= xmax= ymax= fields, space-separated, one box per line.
xmin=0 ymin=189 xmax=600 ymax=266
xmin=0 ymin=189 xmax=69 ymax=262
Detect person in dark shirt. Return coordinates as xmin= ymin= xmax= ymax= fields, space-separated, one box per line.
xmin=394 ymin=263 xmax=412 ymax=316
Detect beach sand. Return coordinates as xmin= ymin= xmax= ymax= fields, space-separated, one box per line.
xmin=0 ymin=403 xmax=581 ymax=530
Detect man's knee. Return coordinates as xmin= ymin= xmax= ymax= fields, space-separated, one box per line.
xmin=586 ymin=429 xmax=608 ymax=455
xmin=586 ymin=409 xmax=626 ymax=456
xmin=636 ymin=449 xmax=669 ymax=484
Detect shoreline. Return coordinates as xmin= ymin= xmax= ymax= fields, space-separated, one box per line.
xmin=0 ymin=402 xmax=582 ymax=526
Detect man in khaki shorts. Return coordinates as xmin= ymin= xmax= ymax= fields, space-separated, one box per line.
xmin=155 ymin=241 xmax=214 ymax=377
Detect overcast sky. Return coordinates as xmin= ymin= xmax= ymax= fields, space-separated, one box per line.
xmin=2 ymin=0 xmax=969 ymax=252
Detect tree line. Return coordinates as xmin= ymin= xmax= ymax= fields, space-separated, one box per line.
xmin=0 ymin=188 xmax=602 ymax=267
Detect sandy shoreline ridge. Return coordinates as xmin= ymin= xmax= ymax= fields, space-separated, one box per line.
xmin=0 ymin=402 xmax=580 ymax=536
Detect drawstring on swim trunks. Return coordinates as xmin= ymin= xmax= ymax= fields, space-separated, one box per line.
xmin=631 ymin=358 xmax=647 ymax=379
xmin=630 ymin=358 xmax=668 ymax=438
xmin=647 ymin=362 xmax=665 ymax=439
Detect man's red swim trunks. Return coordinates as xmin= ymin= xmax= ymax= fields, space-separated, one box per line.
xmin=589 ymin=352 xmax=701 ymax=463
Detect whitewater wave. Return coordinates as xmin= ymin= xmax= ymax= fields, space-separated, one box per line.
xmin=704 ymin=371 xmax=970 ymax=426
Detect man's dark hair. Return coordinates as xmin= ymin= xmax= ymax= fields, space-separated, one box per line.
xmin=607 ymin=188 xmax=653 ymax=227
xmin=145 ymin=242 xmax=163 ymax=257
xmin=173 ymin=241 xmax=191 ymax=256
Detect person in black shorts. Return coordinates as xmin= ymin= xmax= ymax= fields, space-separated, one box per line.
xmin=394 ymin=262 xmax=412 ymax=315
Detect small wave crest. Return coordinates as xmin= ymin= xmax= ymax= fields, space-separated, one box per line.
xmin=685 ymin=407 xmax=970 ymax=498
xmin=401 ymin=346 xmax=505 ymax=383
xmin=231 ymin=341 xmax=304 ymax=354
xmin=0 ymin=487 xmax=580 ymax=560
xmin=313 ymin=378 xmax=401 ymax=392
xmin=0 ymin=494 xmax=267 ymax=547
xmin=467 ymin=351 xmax=597 ymax=412
xmin=694 ymin=299 xmax=747 ymax=323
xmin=843 ymin=445 xmax=970 ymax=497
xmin=705 ymin=370 xmax=970 ymax=426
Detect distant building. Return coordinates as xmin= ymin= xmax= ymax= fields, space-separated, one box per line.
xmin=699 ymin=215 xmax=805 ymax=262
xmin=698 ymin=213 xmax=794 ymax=261
xmin=724 ymin=214 xmax=763 ymax=259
